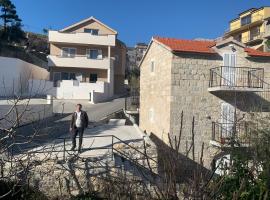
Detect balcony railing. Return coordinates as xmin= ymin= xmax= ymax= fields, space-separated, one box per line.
xmin=48 ymin=55 xmax=113 ymax=69
xmin=209 ymin=66 xmax=264 ymax=91
xmin=211 ymin=122 xmax=253 ymax=146
xmin=242 ymin=32 xmax=265 ymax=44
xmin=48 ymin=30 xmax=116 ymax=46
xmin=229 ymin=14 xmax=263 ymax=32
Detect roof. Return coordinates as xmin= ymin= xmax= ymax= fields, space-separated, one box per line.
xmin=152 ymin=36 xmax=270 ymax=58
xmin=154 ymin=37 xmax=217 ymax=54
xmin=244 ymin=48 xmax=270 ymax=57
xmin=60 ymin=16 xmax=118 ymax=34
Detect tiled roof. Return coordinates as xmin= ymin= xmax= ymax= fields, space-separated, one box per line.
xmin=154 ymin=37 xmax=217 ymax=54
xmin=244 ymin=48 xmax=270 ymax=57
xmin=154 ymin=36 xmax=270 ymax=57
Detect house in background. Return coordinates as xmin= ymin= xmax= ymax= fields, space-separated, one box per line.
xmin=139 ymin=36 xmax=270 ymax=169
xmin=224 ymin=6 xmax=270 ymax=51
xmin=126 ymin=43 xmax=148 ymax=72
xmin=36 ymin=16 xmax=126 ymax=102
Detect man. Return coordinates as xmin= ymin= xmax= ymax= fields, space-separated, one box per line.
xmin=70 ymin=104 xmax=89 ymax=152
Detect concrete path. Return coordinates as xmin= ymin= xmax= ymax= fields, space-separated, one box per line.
xmin=53 ymin=97 xmax=125 ymax=122
xmin=26 ymin=124 xmax=144 ymax=159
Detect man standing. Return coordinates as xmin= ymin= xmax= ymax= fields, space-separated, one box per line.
xmin=70 ymin=104 xmax=89 ymax=152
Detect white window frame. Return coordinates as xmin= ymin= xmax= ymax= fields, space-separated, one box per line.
xmin=84 ymin=28 xmax=99 ymax=35
xmin=61 ymin=47 xmax=76 ymax=58
xmin=86 ymin=49 xmax=103 ymax=60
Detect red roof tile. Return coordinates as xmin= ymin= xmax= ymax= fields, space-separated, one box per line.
xmin=154 ymin=37 xmax=217 ymax=54
xmin=244 ymin=48 xmax=270 ymax=57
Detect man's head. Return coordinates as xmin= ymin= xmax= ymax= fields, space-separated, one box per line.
xmin=76 ymin=104 xmax=82 ymax=112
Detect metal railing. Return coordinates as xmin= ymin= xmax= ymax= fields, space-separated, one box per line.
xmin=209 ymin=66 xmax=264 ymax=89
xmin=211 ymin=122 xmax=254 ymax=146
xmin=26 ymin=134 xmax=158 ymax=175
xmin=242 ymin=32 xmax=265 ymax=43
xmin=125 ymin=88 xmax=140 ymax=112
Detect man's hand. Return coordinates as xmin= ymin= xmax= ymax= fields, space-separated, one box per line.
xmin=69 ymin=128 xmax=73 ymax=132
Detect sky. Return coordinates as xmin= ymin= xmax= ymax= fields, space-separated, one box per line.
xmin=11 ymin=0 xmax=270 ymax=46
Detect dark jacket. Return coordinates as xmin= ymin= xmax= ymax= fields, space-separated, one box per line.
xmin=70 ymin=111 xmax=89 ymax=130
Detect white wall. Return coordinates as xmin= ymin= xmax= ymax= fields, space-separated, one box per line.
xmin=29 ymin=79 xmax=113 ymax=103
xmin=0 ymin=56 xmax=49 ymax=97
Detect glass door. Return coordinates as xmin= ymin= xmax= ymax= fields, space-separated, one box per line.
xmin=223 ymin=53 xmax=236 ymax=87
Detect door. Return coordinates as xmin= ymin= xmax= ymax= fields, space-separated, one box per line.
xmin=223 ymin=53 xmax=236 ymax=86
xmin=221 ymin=102 xmax=235 ymax=139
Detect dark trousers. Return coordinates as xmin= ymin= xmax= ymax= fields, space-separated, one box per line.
xmin=71 ymin=127 xmax=84 ymax=150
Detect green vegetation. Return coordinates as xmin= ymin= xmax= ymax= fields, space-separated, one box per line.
xmin=0 ymin=0 xmax=25 ymax=43
xmin=210 ymin=126 xmax=270 ymax=199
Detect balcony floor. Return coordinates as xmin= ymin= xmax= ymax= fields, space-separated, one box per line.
xmin=208 ymin=86 xmax=263 ymax=92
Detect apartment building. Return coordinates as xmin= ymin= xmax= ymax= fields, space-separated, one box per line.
xmin=126 ymin=43 xmax=148 ymax=71
xmin=139 ymin=36 xmax=270 ymax=169
xmin=225 ymin=7 xmax=270 ymax=51
xmin=46 ymin=17 xmax=126 ymax=102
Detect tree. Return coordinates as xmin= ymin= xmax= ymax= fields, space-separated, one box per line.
xmin=0 ymin=0 xmax=24 ymax=42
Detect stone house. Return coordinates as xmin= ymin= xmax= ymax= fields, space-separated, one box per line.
xmin=139 ymin=36 xmax=270 ymax=169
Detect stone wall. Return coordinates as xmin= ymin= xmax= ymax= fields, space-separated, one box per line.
xmin=170 ymin=42 xmax=270 ymax=168
xmin=139 ymin=41 xmax=173 ymax=142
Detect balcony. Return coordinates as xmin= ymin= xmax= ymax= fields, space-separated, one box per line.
xmin=48 ymin=31 xmax=116 ymax=46
xmin=226 ymin=14 xmax=264 ymax=35
xmin=242 ymin=32 xmax=265 ymax=44
xmin=48 ymin=55 xmax=113 ymax=69
xmin=209 ymin=66 xmax=264 ymax=92
xmin=211 ymin=122 xmax=254 ymax=147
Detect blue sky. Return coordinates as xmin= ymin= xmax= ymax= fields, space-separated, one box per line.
xmin=12 ymin=0 xmax=270 ymax=46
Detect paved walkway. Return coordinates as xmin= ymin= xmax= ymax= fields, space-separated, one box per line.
xmin=26 ymin=123 xmax=144 ymax=159
xmin=53 ymin=97 xmax=125 ymax=122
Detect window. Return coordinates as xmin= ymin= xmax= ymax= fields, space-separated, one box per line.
xmin=53 ymin=72 xmax=61 ymax=87
xmin=84 ymin=28 xmax=99 ymax=35
xmin=87 ymin=49 xmax=102 ymax=59
xmin=150 ymin=60 xmax=155 ymax=73
xmin=61 ymin=72 xmax=69 ymax=80
xmin=60 ymin=72 xmax=76 ymax=80
xmin=90 ymin=74 xmax=98 ymax=83
xmin=241 ymin=15 xmax=251 ymax=26
xmin=62 ymin=48 xmax=76 ymax=58
xmin=250 ymin=27 xmax=260 ymax=40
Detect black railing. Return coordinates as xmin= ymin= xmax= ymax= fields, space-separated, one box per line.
xmin=211 ymin=122 xmax=254 ymax=146
xmin=25 ymin=134 xmax=158 ymax=175
xmin=125 ymin=88 xmax=140 ymax=111
xmin=209 ymin=66 xmax=264 ymax=89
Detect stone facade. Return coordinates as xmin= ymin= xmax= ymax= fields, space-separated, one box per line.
xmin=140 ymin=41 xmax=173 ymax=143
xmin=140 ymin=38 xmax=270 ymax=169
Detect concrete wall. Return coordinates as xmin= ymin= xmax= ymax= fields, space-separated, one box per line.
xmin=139 ymin=41 xmax=173 ymax=142
xmin=0 ymin=56 xmax=49 ymax=97
xmin=63 ymin=19 xmax=116 ymax=35
xmin=29 ymin=79 xmax=113 ymax=103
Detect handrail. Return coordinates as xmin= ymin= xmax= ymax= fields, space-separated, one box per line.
xmin=209 ymin=66 xmax=264 ymax=88
xmin=24 ymin=134 xmax=158 ymax=172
